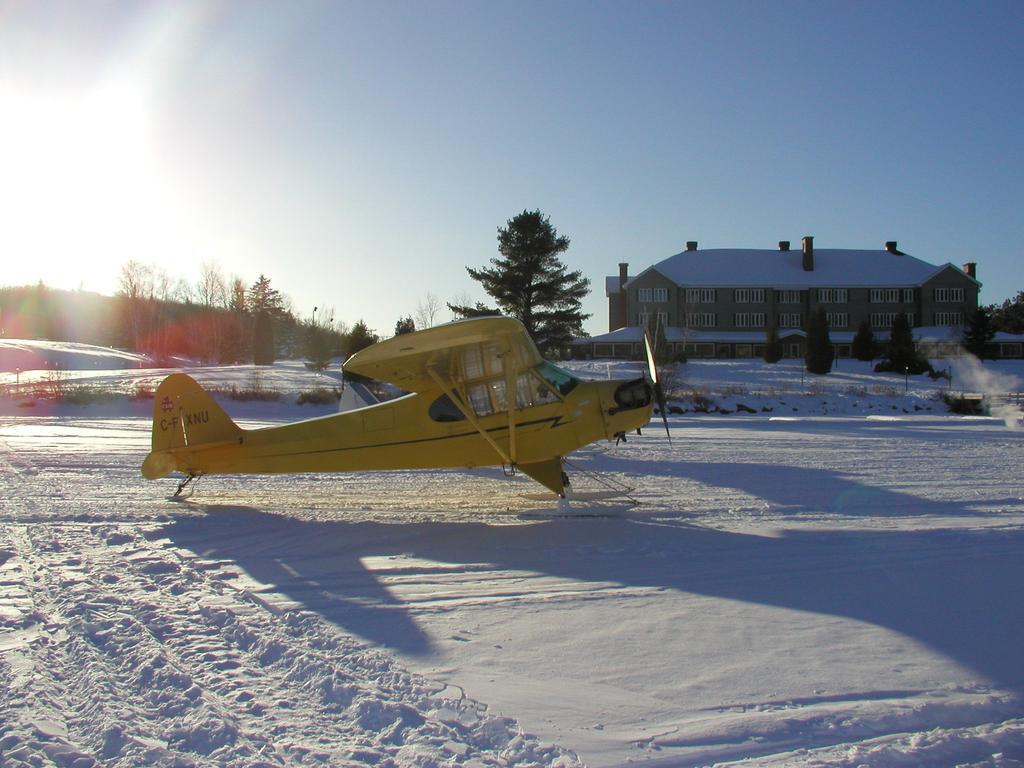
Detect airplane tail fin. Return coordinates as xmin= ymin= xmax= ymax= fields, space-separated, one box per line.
xmin=142 ymin=373 xmax=243 ymax=479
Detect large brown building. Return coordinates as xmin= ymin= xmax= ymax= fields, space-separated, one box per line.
xmin=581 ymin=236 xmax=987 ymax=359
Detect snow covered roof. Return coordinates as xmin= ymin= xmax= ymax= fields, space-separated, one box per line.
xmin=913 ymin=325 xmax=963 ymax=342
xmin=604 ymin=275 xmax=632 ymax=296
xmin=625 ymin=249 xmax=976 ymax=289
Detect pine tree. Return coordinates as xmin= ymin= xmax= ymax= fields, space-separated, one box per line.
xmin=394 ymin=316 xmax=416 ymax=336
xmin=458 ymin=210 xmax=590 ymax=354
xmin=875 ymin=311 xmax=930 ymax=374
xmin=804 ymin=307 xmax=834 ymax=374
xmin=253 ymin=311 xmax=275 ymax=366
xmin=763 ymin=322 xmax=783 ymax=363
xmin=851 ymin=320 xmax=876 ymax=361
xmin=990 ymin=290 xmax=1024 ymax=333
xmin=963 ymin=306 xmax=995 ymax=358
xmin=246 ymin=274 xmax=286 ymax=318
xmin=347 ymin=320 xmax=378 ymax=357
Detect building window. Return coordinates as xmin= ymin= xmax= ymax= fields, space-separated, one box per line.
xmin=735 ymin=288 xmax=765 ymax=303
xmin=638 ymin=287 xmax=669 ymax=303
xmin=778 ymin=313 xmax=802 ymax=328
xmin=870 ymin=288 xmax=899 ymax=303
xmin=934 ymin=312 xmax=963 ymax=326
xmin=686 ymin=312 xmax=717 ymax=328
xmin=870 ymin=312 xmax=896 ymax=329
xmin=906 ymin=313 xmax=915 ymax=326
xmin=902 ymin=288 xmax=915 ymax=303
xmin=684 ymin=342 xmax=716 ymax=358
xmin=685 ymin=288 xmax=716 ymax=303
xmin=934 ymin=287 xmax=964 ymax=302
xmin=735 ymin=344 xmax=753 ymax=358
xmin=826 ymin=312 xmax=849 ymax=329
xmin=818 ymin=288 xmax=848 ymax=303
xmin=1000 ymin=343 xmax=1022 ymax=358
xmin=734 ymin=312 xmax=765 ymax=328
xmin=638 ymin=311 xmax=669 ymax=326
xmin=777 ymin=289 xmax=801 ymax=304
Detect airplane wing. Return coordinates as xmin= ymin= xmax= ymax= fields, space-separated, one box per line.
xmin=343 ymin=316 xmax=543 ymax=394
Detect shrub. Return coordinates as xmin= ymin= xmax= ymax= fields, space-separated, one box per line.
xmin=296 ymin=388 xmax=342 ymax=406
xmin=64 ymin=386 xmax=118 ymax=405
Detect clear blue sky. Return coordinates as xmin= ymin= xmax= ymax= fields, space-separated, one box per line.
xmin=1 ymin=0 xmax=1021 ymax=337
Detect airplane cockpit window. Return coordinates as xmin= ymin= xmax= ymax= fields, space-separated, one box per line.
xmin=461 ymin=343 xmax=504 ymax=380
xmin=516 ymin=372 xmax=558 ymax=408
xmin=451 ymin=344 xmax=575 ymax=417
xmin=428 ymin=393 xmax=467 ymax=422
xmin=457 ymin=343 xmax=511 ymax=417
xmin=536 ymin=361 xmax=579 ymax=396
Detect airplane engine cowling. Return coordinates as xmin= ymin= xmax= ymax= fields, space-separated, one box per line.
xmin=611 ymin=379 xmax=653 ymax=412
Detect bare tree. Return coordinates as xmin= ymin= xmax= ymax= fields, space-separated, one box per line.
xmin=174 ymin=278 xmax=194 ymax=305
xmin=119 ymin=261 xmax=153 ymax=350
xmin=119 ymin=260 xmax=152 ymax=301
xmin=415 ymin=291 xmax=441 ymax=329
xmin=197 ymin=262 xmax=228 ymax=308
xmin=448 ymin=291 xmax=474 ymax=322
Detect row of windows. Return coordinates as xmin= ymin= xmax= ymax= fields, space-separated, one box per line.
xmin=685 ymin=288 xmax=718 ymax=304
xmin=934 ymin=287 xmax=964 ymax=302
xmin=818 ymin=288 xmax=848 ymax=303
xmin=637 ymin=311 xmax=669 ymax=327
xmin=734 ymin=313 xmax=765 ymax=328
xmin=637 ymin=287 xmax=669 ymax=303
xmin=870 ymin=288 xmax=915 ymax=303
xmin=734 ymin=288 xmax=765 ymax=304
xmin=639 ymin=312 xmax=935 ymax=330
xmin=637 ymin=286 xmax=966 ymax=306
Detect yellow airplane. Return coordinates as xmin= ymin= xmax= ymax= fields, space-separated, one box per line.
xmin=141 ymin=316 xmax=666 ymax=499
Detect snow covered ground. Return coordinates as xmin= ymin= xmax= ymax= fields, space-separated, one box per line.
xmin=2 ymin=341 xmax=1024 ymax=766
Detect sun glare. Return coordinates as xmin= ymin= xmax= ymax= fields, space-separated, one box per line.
xmin=0 ymin=84 xmax=180 ymax=292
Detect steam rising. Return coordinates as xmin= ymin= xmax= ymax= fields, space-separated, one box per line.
xmin=950 ymin=353 xmax=1023 ymax=430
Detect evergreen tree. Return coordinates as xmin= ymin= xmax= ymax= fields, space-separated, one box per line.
xmin=253 ymin=311 xmax=275 ymax=366
xmin=763 ymin=322 xmax=783 ymax=363
xmin=963 ymin=306 xmax=995 ymax=358
xmin=347 ymin=320 xmax=378 ymax=357
xmin=458 ymin=209 xmax=590 ymax=354
xmin=447 ymin=300 xmax=501 ymax=319
xmin=246 ymin=274 xmax=286 ymax=318
xmin=875 ymin=311 xmax=930 ymax=374
xmin=851 ymin=320 xmax=876 ymax=361
xmin=804 ymin=307 xmax=834 ymax=374
xmin=989 ymin=290 xmax=1024 ymax=333
xmin=394 ymin=316 xmax=416 ymax=336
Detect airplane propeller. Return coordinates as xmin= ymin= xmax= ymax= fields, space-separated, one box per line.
xmin=643 ymin=330 xmax=671 ymax=443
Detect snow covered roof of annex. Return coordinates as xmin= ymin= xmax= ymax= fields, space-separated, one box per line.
xmin=624 ymin=248 xmax=977 ymax=289
xmin=574 ymin=326 xmax=808 ymax=344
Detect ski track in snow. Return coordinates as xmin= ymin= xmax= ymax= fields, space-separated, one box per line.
xmin=0 ymin=422 xmax=581 ymax=767
xmin=3 ymin=404 xmax=1024 ymax=765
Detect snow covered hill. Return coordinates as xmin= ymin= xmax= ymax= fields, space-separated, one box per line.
xmin=2 ymin=341 xmax=1024 ymax=766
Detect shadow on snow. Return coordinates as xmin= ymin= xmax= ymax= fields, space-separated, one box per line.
xmin=155 ymin=483 xmax=1024 ymax=701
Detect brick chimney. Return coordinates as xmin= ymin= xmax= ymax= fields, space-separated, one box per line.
xmin=686 ymin=241 xmax=698 ymax=251
xmin=885 ymin=241 xmax=902 ymax=254
xmin=614 ymin=264 xmax=630 ymax=329
xmin=801 ymin=236 xmax=814 ymax=271
xmin=778 ymin=240 xmax=790 ymax=251
xmin=963 ymin=262 xmax=977 ymax=279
